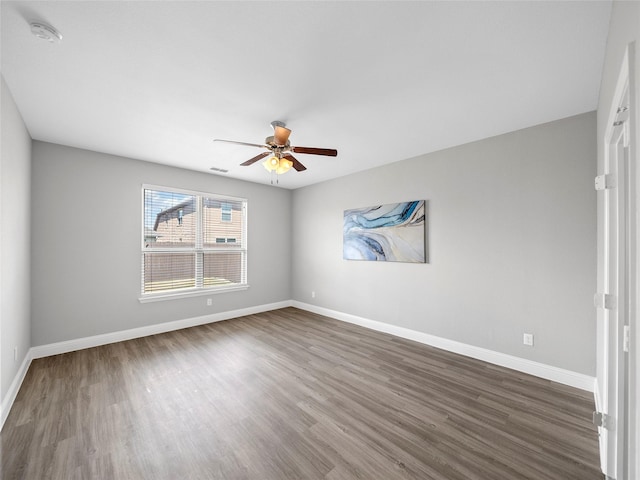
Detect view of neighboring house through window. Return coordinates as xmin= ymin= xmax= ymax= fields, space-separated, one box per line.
xmin=142 ymin=186 xmax=247 ymax=297
xmin=221 ymin=202 xmax=232 ymax=222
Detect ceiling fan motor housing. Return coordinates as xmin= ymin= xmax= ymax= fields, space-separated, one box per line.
xmin=265 ymin=136 xmax=291 ymax=148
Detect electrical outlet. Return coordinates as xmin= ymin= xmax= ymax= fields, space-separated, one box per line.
xmin=311 ymin=291 xmax=316 ymax=298
xmin=206 ymin=298 xmax=212 ymax=306
xmin=523 ymin=333 xmax=534 ymax=346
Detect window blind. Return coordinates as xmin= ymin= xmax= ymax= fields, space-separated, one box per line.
xmin=142 ymin=187 xmax=247 ymax=296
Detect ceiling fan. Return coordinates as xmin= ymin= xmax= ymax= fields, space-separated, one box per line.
xmin=214 ymin=121 xmax=337 ymax=175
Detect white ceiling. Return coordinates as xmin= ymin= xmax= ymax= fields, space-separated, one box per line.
xmin=1 ymin=1 xmax=612 ymax=189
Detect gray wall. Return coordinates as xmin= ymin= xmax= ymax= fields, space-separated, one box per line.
xmin=31 ymin=141 xmax=291 ymax=346
xmin=292 ymin=112 xmax=597 ymax=376
xmin=1 ymin=75 xmax=32 ymax=401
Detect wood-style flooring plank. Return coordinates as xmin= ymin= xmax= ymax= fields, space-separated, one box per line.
xmin=1 ymin=307 xmax=602 ymax=479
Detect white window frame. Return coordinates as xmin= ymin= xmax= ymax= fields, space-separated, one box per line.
xmin=139 ymin=184 xmax=248 ymax=303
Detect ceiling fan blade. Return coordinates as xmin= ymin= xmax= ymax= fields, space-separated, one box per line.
xmin=273 ymin=126 xmax=292 ymax=146
xmin=291 ymin=146 xmax=338 ymax=157
xmin=240 ymin=152 xmax=270 ymax=166
xmin=214 ymin=139 xmax=268 ymax=149
xmin=283 ymin=153 xmax=307 ymax=172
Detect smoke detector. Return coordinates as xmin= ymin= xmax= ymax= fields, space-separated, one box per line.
xmin=30 ymin=22 xmax=62 ymax=43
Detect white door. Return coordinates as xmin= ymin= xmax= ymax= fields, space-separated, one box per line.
xmin=597 ymin=80 xmax=630 ymax=479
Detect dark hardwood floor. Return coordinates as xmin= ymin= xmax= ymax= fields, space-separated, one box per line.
xmin=1 ymin=307 xmax=602 ymax=479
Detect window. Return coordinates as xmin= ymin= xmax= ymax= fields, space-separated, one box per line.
xmin=221 ymin=202 xmax=232 ymax=222
xmin=141 ymin=186 xmax=247 ymax=300
xmin=215 ymin=237 xmax=237 ymax=244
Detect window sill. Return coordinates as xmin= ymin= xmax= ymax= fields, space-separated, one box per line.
xmin=138 ymin=284 xmax=249 ymax=303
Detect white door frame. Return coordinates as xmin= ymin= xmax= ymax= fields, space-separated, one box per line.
xmin=600 ymin=80 xmax=628 ymax=480
xmin=625 ymin=41 xmax=639 ymax=480
xmin=597 ymin=42 xmax=637 ymax=480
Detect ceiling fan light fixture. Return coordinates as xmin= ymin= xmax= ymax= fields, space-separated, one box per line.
xmin=262 ymin=156 xmax=293 ymax=175
xmin=276 ymin=158 xmax=293 ymax=175
xmin=263 ymin=155 xmax=280 ymax=172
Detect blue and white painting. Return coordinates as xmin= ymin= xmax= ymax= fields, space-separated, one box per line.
xmin=343 ymin=200 xmax=425 ymax=262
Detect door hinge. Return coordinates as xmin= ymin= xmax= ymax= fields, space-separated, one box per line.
xmin=623 ymin=325 xmax=630 ymax=353
xmin=593 ymin=411 xmax=612 ymax=429
xmin=595 ymin=174 xmax=615 ymax=190
xmin=594 ymin=293 xmax=616 ymax=310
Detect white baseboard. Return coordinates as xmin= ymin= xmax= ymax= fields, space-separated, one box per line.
xmin=594 ymin=383 xmax=602 ymax=415
xmin=292 ymin=301 xmax=597 ymax=392
xmin=30 ymin=301 xmax=291 ymax=359
xmin=1 ymin=350 xmax=33 ymax=430
xmin=2 ymin=299 xmax=595 ymax=431
xmin=1 ymin=300 xmax=291 ymax=430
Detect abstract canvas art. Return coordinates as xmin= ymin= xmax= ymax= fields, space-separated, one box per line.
xmin=343 ymin=200 xmax=426 ymax=262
